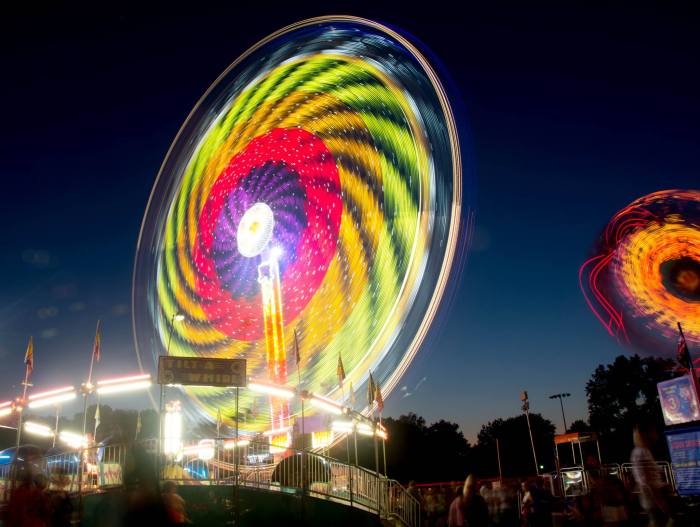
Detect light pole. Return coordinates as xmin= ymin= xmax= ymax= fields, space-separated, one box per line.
xmin=520 ymin=390 xmax=539 ymax=476
xmin=549 ymin=393 xmax=571 ymax=433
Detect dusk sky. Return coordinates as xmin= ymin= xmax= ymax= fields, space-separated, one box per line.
xmin=2 ymin=4 xmax=698 ymax=441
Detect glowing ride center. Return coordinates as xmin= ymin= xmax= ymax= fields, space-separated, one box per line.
xmin=238 ymin=201 xmax=292 ymax=443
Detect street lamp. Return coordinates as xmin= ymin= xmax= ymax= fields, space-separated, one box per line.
xmin=549 ymin=392 xmax=571 ymax=433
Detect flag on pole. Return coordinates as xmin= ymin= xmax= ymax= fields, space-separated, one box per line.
xmin=367 ymin=372 xmax=376 ymax=406
xmin=677 ymin=323 xmax=692 ymax=372
xmin=135 ymin=410 xmax=142 ymax=440
xmin=337 ymin=355 xmax=346 ymax=387
xmin=349 ymin=382 xmax=356 ymax=406
xmin=24 ymin=337 xmax=34 ymax=376
xmin=93 ymin=321 xmax=101 ymax=363
xmin=94 ymin=403 xmax=101 ymax=436
xmin=375 ymin=381 xmax=384 ymax=413
xmin=293 ymin=329 xmax=301 ymax=367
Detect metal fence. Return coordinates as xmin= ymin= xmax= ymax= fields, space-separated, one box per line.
xmin=621 ymin=461 xmax=676 ymax=492
xmin=0 ymin=439 xmax=420 ymax=527
xmin=554 ymin=461 xmax=677 ymax=498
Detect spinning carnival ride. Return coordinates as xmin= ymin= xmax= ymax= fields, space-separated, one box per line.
xmin=580 ymin=189 xmax=700 ymax=352
xmin=132 ymin=16 xmax=463 ymax=441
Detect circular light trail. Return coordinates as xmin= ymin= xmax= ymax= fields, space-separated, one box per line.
xmin=580 ymin=189 xmax=700 ymax=352
xmin=133 ymin=16 xmax=463 ymax=433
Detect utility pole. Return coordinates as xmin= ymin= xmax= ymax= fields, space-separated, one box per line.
xmin=520 ymin=390 xmax=539 ymax=476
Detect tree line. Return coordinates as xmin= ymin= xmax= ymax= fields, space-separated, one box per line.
xmin=332 ymin=353 xmax=676 ymax=481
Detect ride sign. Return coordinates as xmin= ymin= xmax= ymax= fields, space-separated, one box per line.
xmin=657 ymin=374 xmax=700 ymax=426
xmin=158 ymin=356 xmax=246 ymax=387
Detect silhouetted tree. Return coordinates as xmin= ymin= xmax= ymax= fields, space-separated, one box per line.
xmin=426 ymin=419 xmax=472 ymax=481
xmin=585 ymin=354 xmax=675 ymax=462
xmin=330 ymin=412 xmax=471 ymax=483
xmin=568 ymin=419 xmax=589 ymax=433
xmin=475 ymin=413 xmax=556 ymax=477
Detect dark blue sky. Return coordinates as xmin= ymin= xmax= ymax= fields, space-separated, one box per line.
xmin=1 ymin=4 xmax=698 ymax=441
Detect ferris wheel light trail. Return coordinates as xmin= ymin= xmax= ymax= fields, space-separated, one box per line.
xmin=133 ymin=16 xmax=464 ymax=440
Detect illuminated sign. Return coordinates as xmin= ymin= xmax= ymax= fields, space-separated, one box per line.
xmin=665 ymin=426 xmax=700 ymax=496
xmin=158 ymin=357 xmax=246 ymax=387
xmin=657 ymin=375 xmax=700 ymax=426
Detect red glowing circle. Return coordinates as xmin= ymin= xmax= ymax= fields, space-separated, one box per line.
xmin=193 ymin=128 xmax=343 ymax=340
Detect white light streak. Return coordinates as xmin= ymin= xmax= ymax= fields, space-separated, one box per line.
xmin=96 ymin=380 xmax=151 ymax=395
xmin=308 ymin=393 xmax=343 ymax=415
xmin=248 ymin=382 xmax=295 ymax=399
xmin=96 ymin=374 xmax=151 ymax=386
xmin=28 ymin=386 xmax=74 ymax=400
xmin=223 ymin=439 xmax=250 ymax=449
xmin=59 ymin=430 xmax=88 ymax=449
xmin=28 ymin=391 xmax=76 ymax=409
xmin=24 ymin=421 xmax=54 ymax=438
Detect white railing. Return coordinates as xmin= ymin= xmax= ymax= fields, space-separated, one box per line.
xmin=387 ymin=479 xmax=421 ymax=527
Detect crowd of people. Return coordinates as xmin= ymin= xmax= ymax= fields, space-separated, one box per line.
xmin=0 ymin=423 xmax=695 ymax=526
xmin=1 ymin=444 xmax=190 ymax=526
xmin=407 ymin=426 xmax=690 ymax=527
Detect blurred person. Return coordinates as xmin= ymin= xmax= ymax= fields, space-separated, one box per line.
xmin=530 ymin=478 xmax=553 ymax=527
xmin=5 ymin=469 xmax=50 ymax=527
xmin=630 ymin=425 xmax=669 ymax=527
xmin=162 ymin=481 xmax=188 ymax=525
xmin=479 ymin=481 xmax=493 ymax=519
xmin=121 ymin=444 xmax=173 ymax=526
xmin=566 ymin=493 xmax=599 ymax=526
xmin=520 ymin=481 xmax=534 ymax=526
xmin=496 ymin=482 xmax=517 ymax=526
xmin=407 ymin=480 xmax=419 ymax=501
xmin=436 ymin=488 xmax=448 ymax=526
xmin=49 ymin=468 xmax=74 ymax=527
xmin=89 ymin=444 xmax=144 ymax=527
xmin=448 ymin=474 xmax=489 ymax=527
xmin=595 ymin=471 xmax=630 ymax=526
xmin=425 ymin=487 xmax=438 ymax=526
xmin=481 ymin=481 xmax=500 ymax=523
